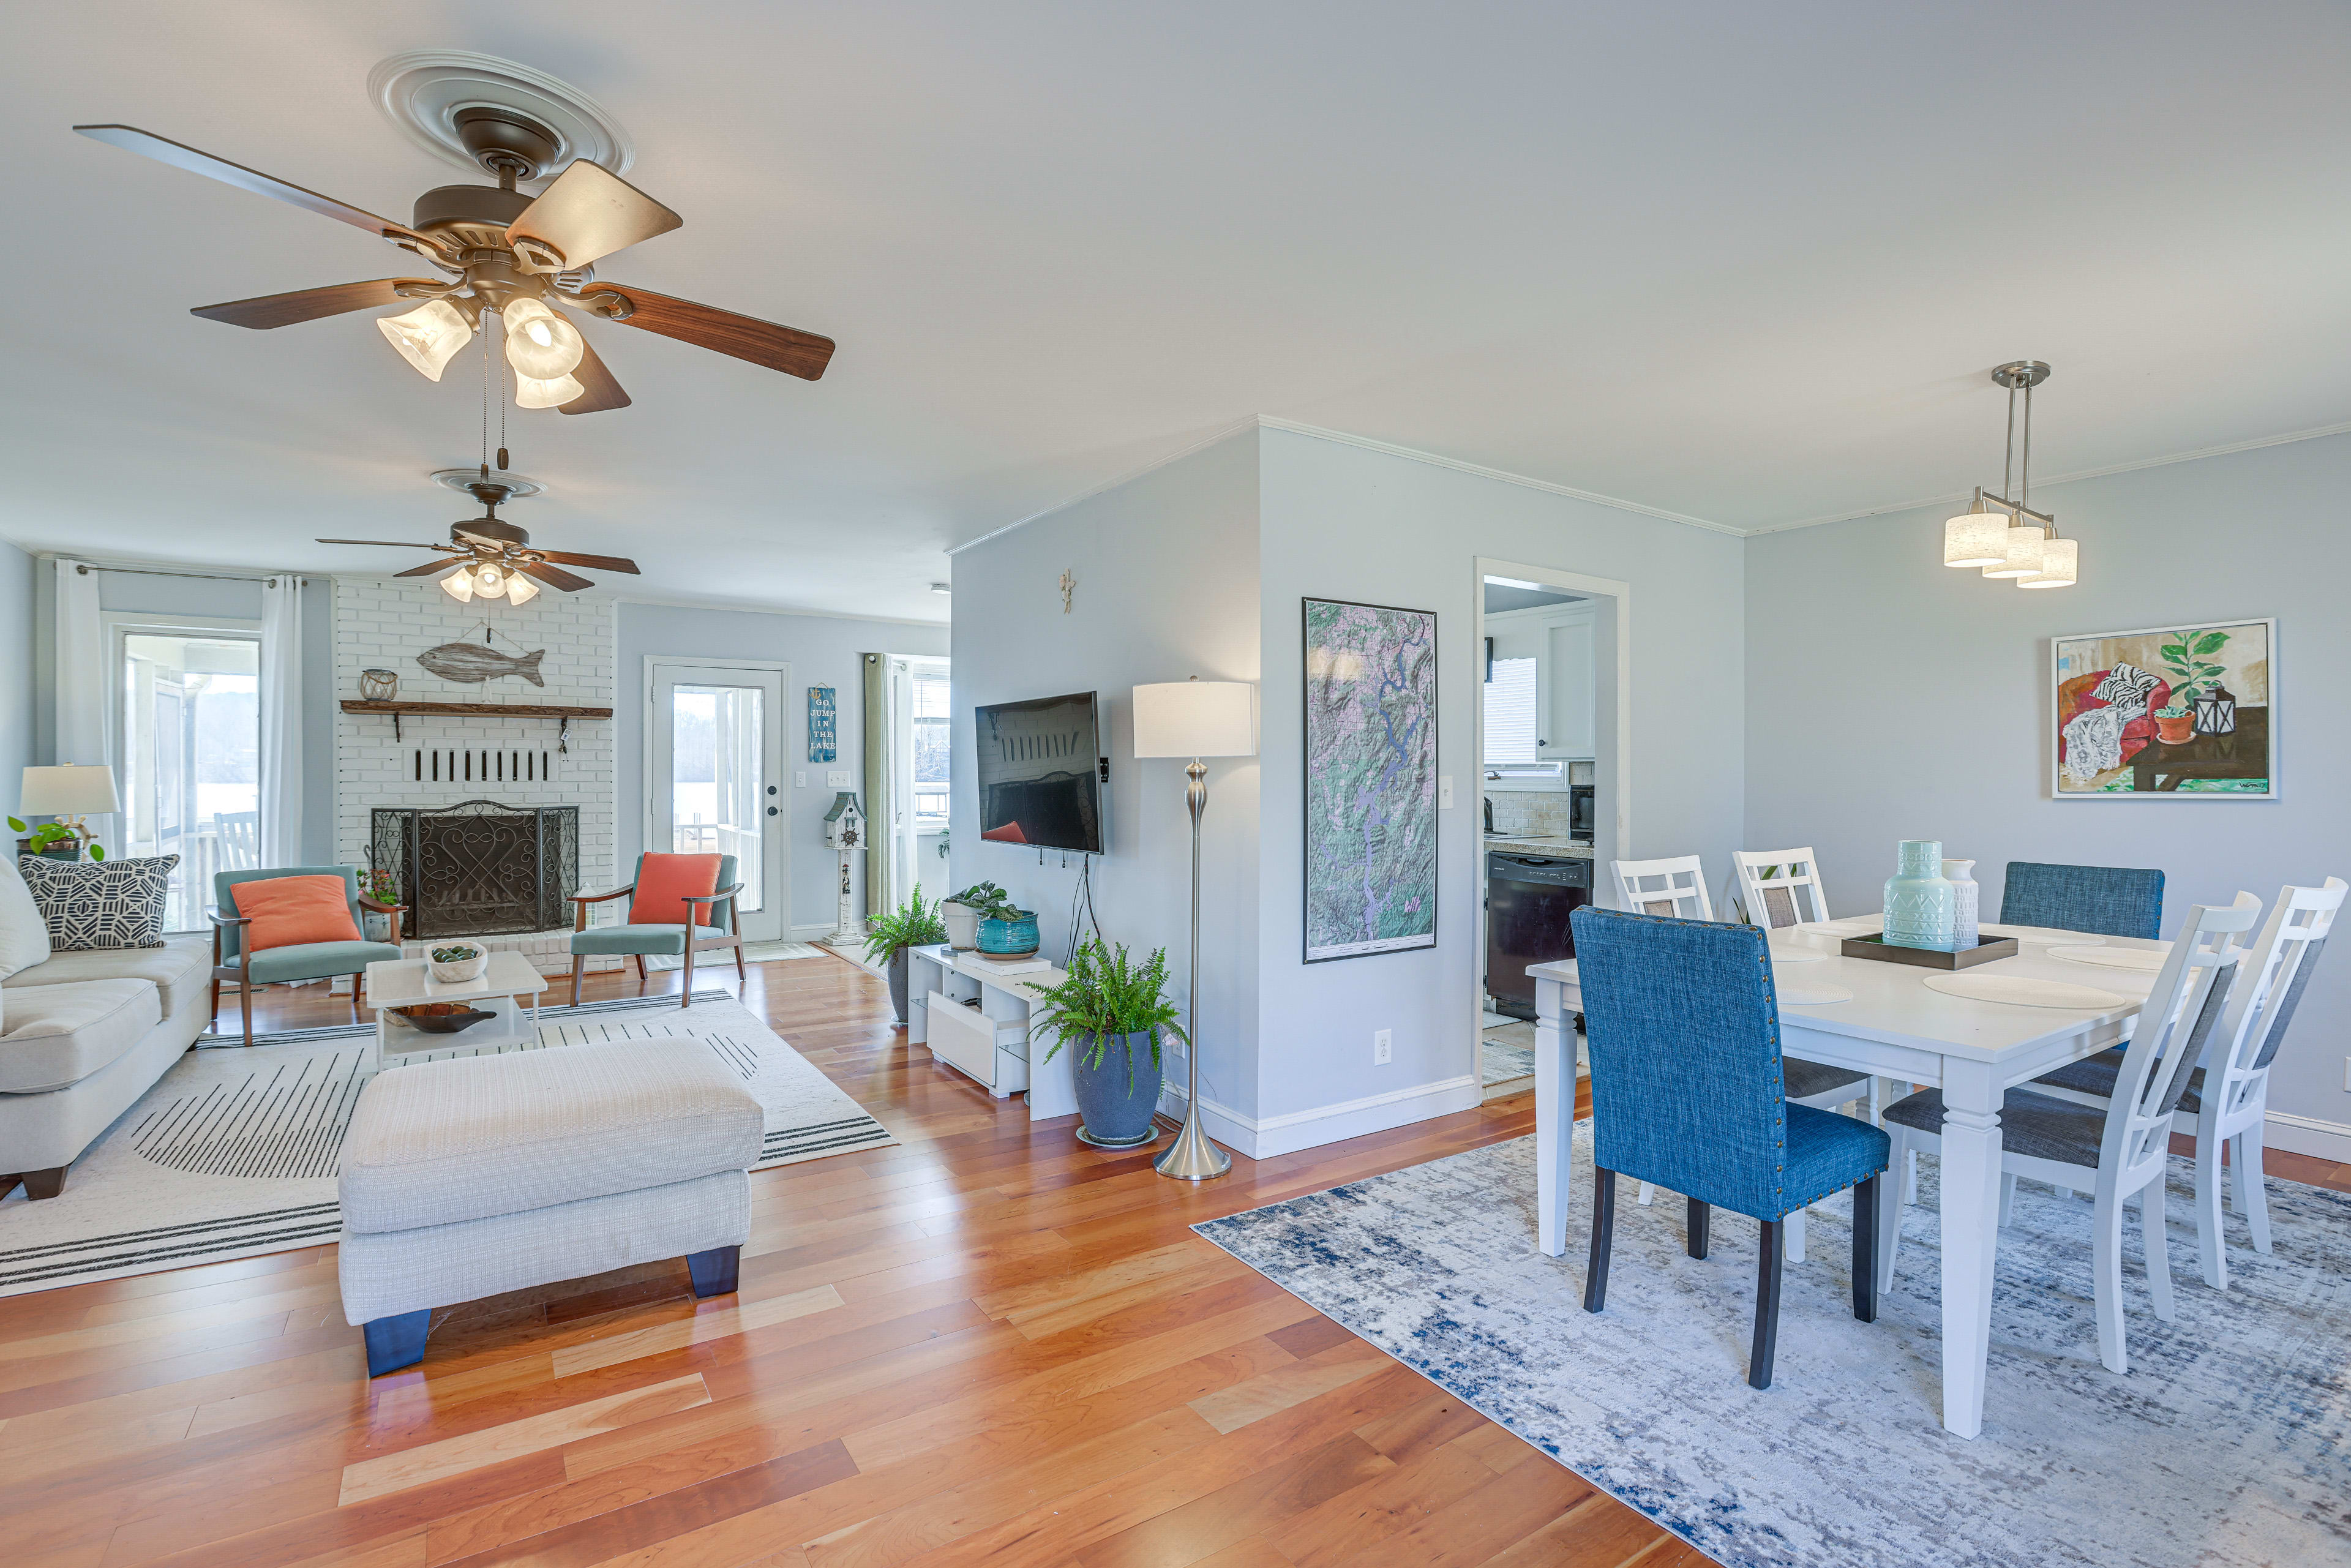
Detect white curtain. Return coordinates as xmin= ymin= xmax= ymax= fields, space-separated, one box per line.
xmin=51 ymin=558 xmax=118 ymax=849
xmin=259 ymin=573 xmax=303 ymax=865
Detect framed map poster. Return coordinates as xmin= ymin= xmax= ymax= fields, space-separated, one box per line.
xmin=1302 ymin=597 xmax=1439 ymax=962
xmin=2052 ymin=618 xmax=2275 ymax=798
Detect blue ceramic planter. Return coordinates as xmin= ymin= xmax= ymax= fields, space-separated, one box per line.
xmin=1071 ymin=1030 xmax=1163 ymax=1147
xmin=977 ymin=910 xmax=1040 ymax=956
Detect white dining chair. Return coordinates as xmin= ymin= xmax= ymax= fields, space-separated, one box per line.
xmin=1877 ymin=894 xmax=2260 ymax=1375
xmin=1731 ymin=847 xmax=1832 ymax=929
xmin=2032 ymin=877 xmax=2342 ymax=1289
xmin=1609 ymin=852 xmax=1871 ymax=1255
xmin=1611 ymin=856 xmax=1712 ymax=918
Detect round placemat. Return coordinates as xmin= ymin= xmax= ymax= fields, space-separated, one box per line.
xmin=2046 ymin=945 xmax=2167 ymax=973
xmin=1922 ymin=973 xmax=2129 ymax=1010
xmin=1979 ymin=924 xmax=2107 ymax=947
xmin=1775 ymin=978 xmax=1853 ymax=1004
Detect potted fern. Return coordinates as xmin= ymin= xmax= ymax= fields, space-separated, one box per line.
xmin=940 ymin=880 xmax=1004 ymax=951
xmin=1029 ymin=936 xmax=1185 ymax=1147
xmin=863 ymin=883 xmax=948 ymax=1022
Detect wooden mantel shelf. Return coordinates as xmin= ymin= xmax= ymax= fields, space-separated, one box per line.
xmin=340 ymin=700 xmax=614 ymax=719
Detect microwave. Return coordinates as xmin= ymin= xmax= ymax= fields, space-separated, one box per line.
xmin=1569 ymin=784 xmax=1595 ymax=841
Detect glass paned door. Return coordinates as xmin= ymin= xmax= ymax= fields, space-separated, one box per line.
xmin=119 ymin=632 xmax=261 ymax=931
xmin=650 ymin=662 xmax=787 ymax=942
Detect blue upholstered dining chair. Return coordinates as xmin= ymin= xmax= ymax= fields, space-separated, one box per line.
xmin=568 ymin=852 xmax=746 ymax=1009
xmin=2000 ymin=861 xmax=2165 ymax=939
xmin=209 ymin=866 xmax=407 ymax=1046
xmin=1570 ymin=906 xmax=1891 ymax=1390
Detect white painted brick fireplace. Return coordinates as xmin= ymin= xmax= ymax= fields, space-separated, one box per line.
xmin=334 ymin=577 xmax=621 ymax=975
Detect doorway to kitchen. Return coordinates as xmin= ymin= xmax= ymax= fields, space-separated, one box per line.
xmin=1472 ymin=559 xmax=1630 ymax=1099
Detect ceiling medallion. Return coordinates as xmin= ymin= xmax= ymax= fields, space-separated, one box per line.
xmin=1941 ymin=361 xmax=2079 ymax=590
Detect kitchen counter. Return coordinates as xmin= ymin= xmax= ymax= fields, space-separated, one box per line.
xmin=1484 ymin=836 xmax=1594 ymax=858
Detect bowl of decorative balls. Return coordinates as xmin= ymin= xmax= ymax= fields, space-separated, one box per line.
xmin=428 ymin=942 xmax=490 ymax=983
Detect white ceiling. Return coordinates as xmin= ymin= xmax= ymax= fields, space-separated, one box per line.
xmin=6 ymin=4 xmax=2347 ymax=620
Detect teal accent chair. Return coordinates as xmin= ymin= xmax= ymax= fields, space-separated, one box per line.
xmin=568 ymin=853 xmax=746 ymax=1009
xmin=209 ymin=866 xmax=407 ymax=1045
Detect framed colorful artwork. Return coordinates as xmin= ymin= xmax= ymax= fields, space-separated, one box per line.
xmin=807 ymin=685 xmax=838 ymax=763
xmin=1302 ymin=597 xmax=1438 ymax=961
xmin=2051 ymin=618 xmax=2274 ymax=798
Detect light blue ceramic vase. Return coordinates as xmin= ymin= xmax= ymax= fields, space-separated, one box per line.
xmin=1883 ymin=840 xmax=1957 ymax=952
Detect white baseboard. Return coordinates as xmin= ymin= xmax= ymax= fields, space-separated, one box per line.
xmin=2266 ymin=1110 xmax=2351 ymax=1162
xmin=1160 ymin=1073 xmax=1482 ymax=1160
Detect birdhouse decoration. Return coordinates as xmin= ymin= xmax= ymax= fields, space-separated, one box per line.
xmin=2193 ymin=683 xmax=2237 ymax=737
xmin=822 ymin=792 xmax=866 ymax=945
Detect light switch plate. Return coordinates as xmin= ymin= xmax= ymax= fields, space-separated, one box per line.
xmin=1439 ymin=775 xmax=1454 ymax=809
xmin=827 ymin=770 xmax=852 ymax=788
xmin=794 ymin=770 xmax=808 ymax=789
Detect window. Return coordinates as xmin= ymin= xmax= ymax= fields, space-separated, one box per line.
xmin=118 ymin=629 xmax=261 ymax=931
xmin=910 ymin=666 xmax=950 ymax=825
xmin=1483 ymin=656 xmax=1539 ymax=765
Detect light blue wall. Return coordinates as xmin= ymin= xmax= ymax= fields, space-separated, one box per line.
xmin=617 ymin=602 xmax=948 ymax=937
xmin=1255 ymin=427 xmax=1747 ymax=1131
xmin=950 ymin=430 xmax=1264 ymax=1118
xmin=1744 ymin=432 xmax=2351 ymax=1141
xmin=0 ymin=542 xmax=32 ymax=809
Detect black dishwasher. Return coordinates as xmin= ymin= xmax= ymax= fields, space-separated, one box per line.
xmin=1485 ymin=852 xmax=1592 ymax=1019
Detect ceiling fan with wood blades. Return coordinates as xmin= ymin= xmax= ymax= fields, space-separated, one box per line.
xmin=73 ymin=103 xmax=836 ymax=413
xmin=319 ymin=468 xmax=640 ymax=604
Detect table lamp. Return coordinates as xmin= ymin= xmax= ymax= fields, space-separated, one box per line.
xmin=1131 ymin=678 xmax=1257 ymax=1179
xmin=20 ymin=765 xmax=120 ymax=857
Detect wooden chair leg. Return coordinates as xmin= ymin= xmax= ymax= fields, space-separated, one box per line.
xmin=240 ymin=975 xmax=255 ymax=1047
xmin=1583 ymin=1166 xmax=1617 ymax=1313
xmin=1750 ymin=1217 xmax=1784 ymax=1389
xmin=2237 ymin=1133 xmax=2273 ymax=1254
xmin=1851 ymin=1175 xmax=1878 ymax=1322
xmin=351 ymin=970 xmax=364 ymax=1022
xmin=734 ymin=942 xmax=747 ymax=985
xmin=634 ymin=955 xmax=648 ymax=990
xmin=209 ymin=974 xmax=221 ymax=1034
xmin=570 ymin=956 xmax=585 ymax=1008
xmin=1686 ymin=1196 xmax=1710 ymax=1259
xmin=681 ymin=940 xmax=697 ymax=1009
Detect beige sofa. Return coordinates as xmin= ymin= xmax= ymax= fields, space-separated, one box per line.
xmin=0 ymin=936 xmax=214 ymax=1198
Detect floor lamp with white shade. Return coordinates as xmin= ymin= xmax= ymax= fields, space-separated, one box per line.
xmin=1131 ymin=678 xmax=1256 ymax=1180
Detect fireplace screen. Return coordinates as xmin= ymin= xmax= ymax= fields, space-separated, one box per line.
xmin=372 ymin=800 xmax=579 ymax=939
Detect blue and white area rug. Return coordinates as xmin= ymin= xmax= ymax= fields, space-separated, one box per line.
xmin=0 ymin=993 xmax=894 ymax=1298
xmin=1195 ymin=1128 xmax=2351 ymax=1568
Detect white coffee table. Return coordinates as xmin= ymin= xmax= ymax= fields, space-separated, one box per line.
xmin=366 ymin=950 xmax=549 ymax=1064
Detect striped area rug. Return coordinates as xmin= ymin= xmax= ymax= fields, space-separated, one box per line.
xmin=0 ymin=993 xmax=894 ymax=1298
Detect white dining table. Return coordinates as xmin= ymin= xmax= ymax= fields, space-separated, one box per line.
xmin=1529 ymin=917 xmax=2168 ymax=1439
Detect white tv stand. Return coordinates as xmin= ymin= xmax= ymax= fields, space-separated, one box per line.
xmin=904 ymin=944 xmax=1078 ymax=1121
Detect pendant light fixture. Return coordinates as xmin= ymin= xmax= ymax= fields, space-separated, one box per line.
xmin=1942 ymin=361 xmax=2079 ymax=590
xmin=377 ymin=298 xmax=477 ymax=381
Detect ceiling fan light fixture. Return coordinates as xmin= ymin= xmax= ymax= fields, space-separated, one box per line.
xmin=501 ymin=296 xmax=585 ymax=379
xmin=439 ymin=565 xmax=476 ymax=602
xmin=514 ymin=369 xmax=587 ymax=410
xmin=377 ymin=298 xmax=474 ymax=381
xmin=503 ymin=569 xmax=541 ymax=606
xmin=472 ymin=562 xmax=509 ymax=599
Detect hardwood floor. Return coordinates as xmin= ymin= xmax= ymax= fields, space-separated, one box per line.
xmin=6 ymin=955 xmax=2344 ymax=1568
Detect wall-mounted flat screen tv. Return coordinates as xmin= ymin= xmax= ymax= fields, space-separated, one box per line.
xmin=975 ymin=691 xmax=1103 ymax=854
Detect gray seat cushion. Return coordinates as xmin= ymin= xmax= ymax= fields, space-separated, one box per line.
xmin=0 ymin=978 xmax=164 ymax=1093
xmin=1883 ymin=1086 xmax=2111 ymax=1168
xmin=569 ymin=923 xmax=692 ymax=956
xmin=1785 ymin=1057 xmax=1869 ymax=1103
xmin=2033 ymin=1046 xmax=2204 ymax=1115
xmin=4 ymin=936 xmax=209 ymax=1016
xmin=240 ymin=940 xmax=406 ymax=984
xmin=339 ymin=1037 xmax=763 ymax=1234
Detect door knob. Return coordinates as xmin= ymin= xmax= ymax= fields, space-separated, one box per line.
xmin=767 ymin=806 xmax=778 ymax=816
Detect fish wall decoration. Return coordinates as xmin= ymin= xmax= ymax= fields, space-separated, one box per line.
xmin=417 ymin=642 xmax=546 ymax=686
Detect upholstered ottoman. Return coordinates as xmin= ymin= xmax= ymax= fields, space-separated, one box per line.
xmin=338 ymin=1037 xmax=763 ymax=1376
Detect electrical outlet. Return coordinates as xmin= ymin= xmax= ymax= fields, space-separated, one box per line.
xmin=2344 ymin=1056 xmax=2350 ymax=1092
xmin=827 ymin=770 xmax=852 ymax=787
xmin=1373 ymin=1029 xmax=1392 ymax=1065
xmin=1439 ymin=776 xmax=1455 ymax=809
xmin=794 ymin=770 xmax=808 ymax=789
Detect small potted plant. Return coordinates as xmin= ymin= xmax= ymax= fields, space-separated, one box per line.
xmin=863 ymin=883 xmax=948 ymax=1021
xmin=940 ymin=880 xmax=1004 ymax=951
xmin=1030 ymin=936 xmax=1185 ymax=1147
xmin=7 ymin=816 xmax=104 ymax=861
xmin=2153 ymin=702 xmax=2195 ymax=745
xmin=967 ymin=888 xmax=1041 ymax=957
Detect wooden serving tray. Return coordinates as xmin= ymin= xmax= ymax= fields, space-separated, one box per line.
xmin=1840 ymin=934 xmax=2020 ymax=970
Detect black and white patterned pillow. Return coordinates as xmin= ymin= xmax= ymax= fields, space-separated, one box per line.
xmin=18 ymin=855 xmax=178 ymax=951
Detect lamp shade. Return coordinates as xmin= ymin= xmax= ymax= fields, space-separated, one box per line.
xmin=1982 ymin=523 xmax=2045 ymax=579
xmin=514 ymin=370 xmax=586 ymax=410
xmin=1133 ymin=681 xmax=1256 ymax=759
xmin=2018 ymin=536 xmax=2079 ymax=589
xmin=1942 ymin=507 xmax=2009 ymax=568
xmin=376 ymin=299 xmax=474 ymax=381
xmin=21 ymin=764 xmax=119 ymax=816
